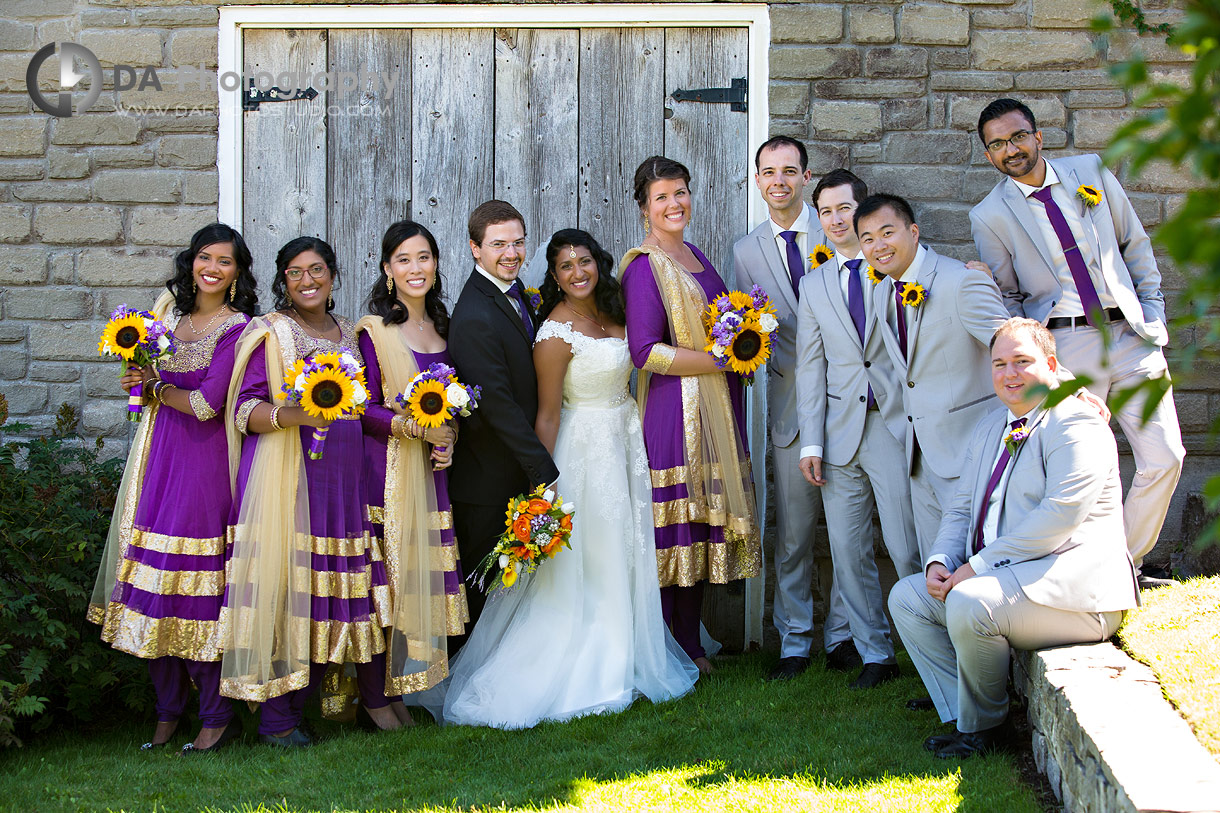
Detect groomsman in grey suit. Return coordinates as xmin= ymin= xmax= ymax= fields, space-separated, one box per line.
xmin=856 ymin=194 xmax=1009 ymax=561
xmin=970 ymin=98 xmax=1185 ymax=587
xmin=733 ymin=136 xmax=856 ymax=681
xmin=795 ymin=170 xmax=922 ymax=689
xmin=890 ymin=318 xmax=1139 ymax=758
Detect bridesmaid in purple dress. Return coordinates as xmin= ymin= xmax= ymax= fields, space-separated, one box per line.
xmin=89 ymin=223 xmax=256 ymax=752
xmin=619 ymin=156 xmax=761 ymax=674
xmin=222 ymin=237 xmax=397 ymax=746
xmin=357 ymin=220 xmax=468 ymax=725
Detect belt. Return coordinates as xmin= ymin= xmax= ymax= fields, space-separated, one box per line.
xmin=1045 ymin=307 xmax=1124 ymax=330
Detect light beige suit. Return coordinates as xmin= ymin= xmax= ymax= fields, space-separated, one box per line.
xmin=889 ymin=397 xmax=1140 ymax=731
xmin=970 ymin=153 xmax=1185 ymax=566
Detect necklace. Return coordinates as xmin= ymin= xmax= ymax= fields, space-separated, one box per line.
xmin=291 ymin=307 xmax=335 ymax=339
xmin=566 ymin=303 xmax=606 ymax=334
xmin=188 ymin=305 xmax=228 ymax=336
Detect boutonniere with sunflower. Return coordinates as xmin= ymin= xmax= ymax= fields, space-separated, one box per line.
xmin=1003 ymin=423 xmax=1031 ymax=456
xmin=899 ymin=283 xmax=928 ymax=308
xmin=808 ymin=244 xmax=835 ymax=270
xmin=865 ymin=265 xmax=884 ymax=284
xmin=1076 ymin=185 xmax=1102 ymax=209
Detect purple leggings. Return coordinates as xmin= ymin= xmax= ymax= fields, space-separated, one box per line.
xmin=257 ymin=652 xmax=389 ymax=735
xmin=660 ymin=582 xmax=706 ymax=660
xmin=148 ymin=656 xmax=234 ymax=729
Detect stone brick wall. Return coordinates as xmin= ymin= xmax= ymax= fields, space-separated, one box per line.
xmin=0 ymin=0 xmax=1213 ymax=557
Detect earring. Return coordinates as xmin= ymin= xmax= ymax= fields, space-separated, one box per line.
xmin=192 ymin=279 xmax=197 ymax=294
xmin=386 ymin=276 xmax=394 ymax=295
xmin=327 ymin=293 xmax=334 ymax=309
xmin=228 ymin=280 xmax=236 ymax=302
xmin=643 ymin=215 xmax=650 ymax=235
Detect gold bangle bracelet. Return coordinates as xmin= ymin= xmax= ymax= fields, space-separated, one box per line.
xmin=269 ymin=406 xmax=283 ymax=431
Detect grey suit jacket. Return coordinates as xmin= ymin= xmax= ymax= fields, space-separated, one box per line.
xmin=795 ymin=260 xmax=905 ymax=466
xmin=872 ymin=247 xmax=1009 ymax=480
xmin=931 ymin=399 xmax=1139 ymax=613
xmin=970 ymin=153 xmax=1167 ymax=346
xmin=733 ymin=203 xmax=827 ymax=448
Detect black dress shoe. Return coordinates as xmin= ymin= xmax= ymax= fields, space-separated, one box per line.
xmin=182 ymin=721 xmax=242 ymax=754
xmin=766 ymin=656 xmax=811 ymax=682
xmin=850 ymin=662 xmax=900 ymax=689
xmin=934 ymin=726 xmax=1008 ymax=759
xmin=923 ymin=732 xmax=958 ymax=752
xmin=824 ymin=641 xmax=862 ymax=672
xmin=1137 ymin=573 xmax=1175 ymax=590
xmin=906 ymin=696 xmax=936 ymax=712
xmin=260 ymin=727 xmax=313 ymax=748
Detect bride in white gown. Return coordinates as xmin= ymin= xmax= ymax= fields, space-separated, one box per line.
xmin=442 ymin=229 xmax=698 ymax=729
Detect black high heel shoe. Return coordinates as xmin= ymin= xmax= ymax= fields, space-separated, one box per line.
xmin=140 ymin=720 xmax=180 ymax=751
xmin=181 ymin=721 xmax=242 ymax=754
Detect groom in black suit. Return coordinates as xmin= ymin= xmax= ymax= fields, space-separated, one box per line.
xmin=449 ymin=200 xmax=560 ymax=634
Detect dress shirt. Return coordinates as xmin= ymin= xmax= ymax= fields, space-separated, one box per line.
xmin=769 ymin=205 xmax=814 ymax=270
xmin=476 ymin=264 xmax=529 ymax=322
xmin=890 ymin=244 xmax=928 ymax=334
xmin=1010 ymin=164 xmax=1118 ymax=319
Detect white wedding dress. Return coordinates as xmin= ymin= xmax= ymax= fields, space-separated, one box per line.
xmin=441 ymin=320 xmax=699 ymax=729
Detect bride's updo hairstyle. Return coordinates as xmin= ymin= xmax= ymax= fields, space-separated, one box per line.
xmin=632 ymin=155 xmax=692 ymax=210
xmin=538 ymin=228 xmax=625 ymax=326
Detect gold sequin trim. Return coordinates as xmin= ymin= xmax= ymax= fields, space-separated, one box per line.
xmin=189 ymin=389 xmax=217 ymax=421
xmin=366 ymin=504 xmax=384 ymax=525
xmin=234 ymin=398 xmax=258 ymax=435
xmin=652 ymin=496 xmax=756 ymax=535
xmin=159 ymin=313 xmax=246 ymax=373
xmin=220 ymin=670 xmax=309 ymax=703
xmin=432 ymin=510 xmax=453 ymax=532
xmin=310 ymin=533 xmax=373 ymax=558
xmin=385 ymin=656 xmax=448 ymax=695
xmin=446 ymin=585 xmax=469 ymax=636
xmin=312 ymin=618 xmax=386 ymax=664
xmin=127 ymin=528 xmax=226 ymax=558
xmin=96 ymin=601 xmax=221 ymax=661
xmin=311 ymin=569 xmax=371 ymax=600
xmin=116 ymin=556 xmax=223 ymax=597
xmin=320 ymin=663 xmax=358 ymax=720
xmin=642 ymin=343 xmax=676 ymax=374
xmin=287 ymin=313 xmax=363 ymax=363
xmin=655 ymin=531 xmax=761 ymax=588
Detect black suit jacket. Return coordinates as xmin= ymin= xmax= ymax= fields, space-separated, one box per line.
xmin=449 ymin=270 xmax=559 ymax=506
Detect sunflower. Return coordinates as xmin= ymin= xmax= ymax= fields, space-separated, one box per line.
xmin=726 ymin=320 xmax=771 ymax=377
xmin=1076 ymin=184 xmax=1102 ymax=208
xmin=300 ymin=367 xmax=355 ymax=421
xmin=311 ymin=351 xmax=343 ymax=369
xmin=901 ymin=283 xmax=927 ymax=308
xmin=407 ymin=379 xmax=450 ymax=428
xmin=726 ymin=290 xmax=756 ymax=311
xmin=98 ymin=314 xmax=148 ymax=361
xmin=865 ymin=264 xmax=884 ymax=284
xmin=808 ymin=244 xmax=835 ymax=269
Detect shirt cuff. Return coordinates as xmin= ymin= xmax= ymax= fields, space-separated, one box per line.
xmin=968 ymin=553 xmax=989 ymax=574
xmin=799 ymin=445 xmax=823 ymax=459
xmin=642 ymin=343 xmax=677 ymax=374
xmin=926 ymin=554 xmax=953 ymax=572
xmin=188 ymin=389 xmax=217 ymax=421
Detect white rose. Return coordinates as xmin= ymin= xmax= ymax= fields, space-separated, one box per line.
xmin=157 ymin=335 xmax=171 ymax=352
xmin=352 ymin=381 xmax=368 ymax=405
xmin=445 ymin=382 xmax=469 ymax=409
xmin=543 ymin=489 xmax=555 ymax=504
xmin=711 ymin=345 xmax=726 ymax=358
xmin=758 ymin=313 xmax=778 ymax=333
xmin=340 ymin=352 xmax=358 ymax=368
xmin=294 ymin=373 xmax=307 ymax=392
xmin=561 ymin=502 xmax=575 ymax=515
xmin=498 ymin=553 xmax=509 ymax=569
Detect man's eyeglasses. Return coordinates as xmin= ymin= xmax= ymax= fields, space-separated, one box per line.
xmin=985 ymin=130 xmax=1035 ymax=154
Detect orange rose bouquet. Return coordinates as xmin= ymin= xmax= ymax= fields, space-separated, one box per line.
xmin=473 ymin=484 xmax=574 ymax=592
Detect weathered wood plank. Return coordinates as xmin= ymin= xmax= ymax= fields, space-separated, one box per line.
xmin=493 ymin=28 xmax=579 ymax=283
xmin=410 ymin=28 xmax=495 ymax=304
xmin=663 ymin=27 xmax=750 ymax=286
xmin=242 ymin=28 xmax=328 ymax=299
xmin=577 ymin=27 xmax=665 ymax=265
xmin=327 ymin=28 xmax=412 ymax=320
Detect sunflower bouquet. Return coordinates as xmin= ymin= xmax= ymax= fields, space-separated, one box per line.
xmin=394 ymin=362 xmax=481 ymax=431
xmin=97 ymin=305 xmax=176 ymax=421
xmin=281 ymin=351 xmax=369 ymax=459
xmin=703 ymin=284 xmax=779 ymax=384
xmin=473 ymin=485 xmax=574 ymax=592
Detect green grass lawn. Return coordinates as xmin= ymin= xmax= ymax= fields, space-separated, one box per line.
xmin=0 ymin=651 xmax=1042 ymax=812
xmin=1119 ymin=574 xmax=1220 ymax=760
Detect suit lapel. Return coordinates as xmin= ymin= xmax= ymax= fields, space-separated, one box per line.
xmin=1002 ymin=180 xmax=1057 ymax=271
xmin=1055 ymin=160 xmax=1106 ymax=277
xmin=995 ymin=407 xmax=1049 ymax=527
xmin=757 ymin=228 xmax=798 ymax=315
xmin=873 ymin=276 xmax=905 ymax=370
xmin=967 ymin=416 xmax=1011 ymax=555
xmin=904 ymin=249 xmax=938 ymax=370
xmin=822 ymin=261 xmax=859 ymax=348
xmin=474 ymin=270 xmax=531 ymax=344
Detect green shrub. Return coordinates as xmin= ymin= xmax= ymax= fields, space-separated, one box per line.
xmin=0 ymin=396 xmax=149 ymax=746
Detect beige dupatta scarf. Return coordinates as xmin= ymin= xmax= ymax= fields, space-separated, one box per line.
xmin=88 ymin=290 xmax=177 ymax=632
xmin=355 ymin=316 xmax=450 ymax=693
xmin=218 ymin=313 xmax=313 ymax=701
xmin=619 ymin=246 xmax=759 ymax=580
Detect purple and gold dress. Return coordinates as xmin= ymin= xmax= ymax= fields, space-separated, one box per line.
xmin=621 ymin=243 xmax=760 ymax=660
xmin=228 ymin=312 xmax=390 ymax=734
xmin=89 ymin=309 xmax=248 ymax=731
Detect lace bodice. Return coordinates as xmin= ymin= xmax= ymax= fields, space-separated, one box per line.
xmin=536 ymin=320 xmax=632 ymax=409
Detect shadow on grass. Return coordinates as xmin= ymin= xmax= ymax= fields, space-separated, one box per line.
xmin=0 ymin=651 xmax=1043 ymax=812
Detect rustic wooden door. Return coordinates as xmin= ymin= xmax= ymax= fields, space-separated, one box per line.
xmin=241 ymin=26 xmax=749 ymax=315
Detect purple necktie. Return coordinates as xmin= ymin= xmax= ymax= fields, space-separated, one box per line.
xmin=845 ymin=259 xmax=876 ymax=409
xmin=506 ymin=283 xmax=535 ymax=342
xmin=780 ymin=231 xmax=804 ymax=295
xmin=893 ymin=282 xmax=909 ymax=360
xmin=1030 ymin=186 xmax=1105 ymax=327
xmin=972 ymin=417 xmax=1028 ymax=554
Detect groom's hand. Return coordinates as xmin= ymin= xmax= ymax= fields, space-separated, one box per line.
xmin=799 ymin=456 xmax=825 ymax=487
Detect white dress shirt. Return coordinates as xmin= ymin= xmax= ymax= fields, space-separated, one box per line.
xmin=769 ymin=205 xmax=814 ymax=280
xmin=476 ymin=264 xmax=529 ymax=321
xmin=890 ymin=244 xmax=929 ymax=335
xmin=1010 ymin=164 xmax=1118 ymax=318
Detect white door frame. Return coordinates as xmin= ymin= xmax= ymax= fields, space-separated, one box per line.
xmin=216 ymin=3 xmax=772 ymax=650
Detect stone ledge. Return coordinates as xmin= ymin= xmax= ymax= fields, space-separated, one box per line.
xmin=1012 ymin=642 xmax=1220 ymax=812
